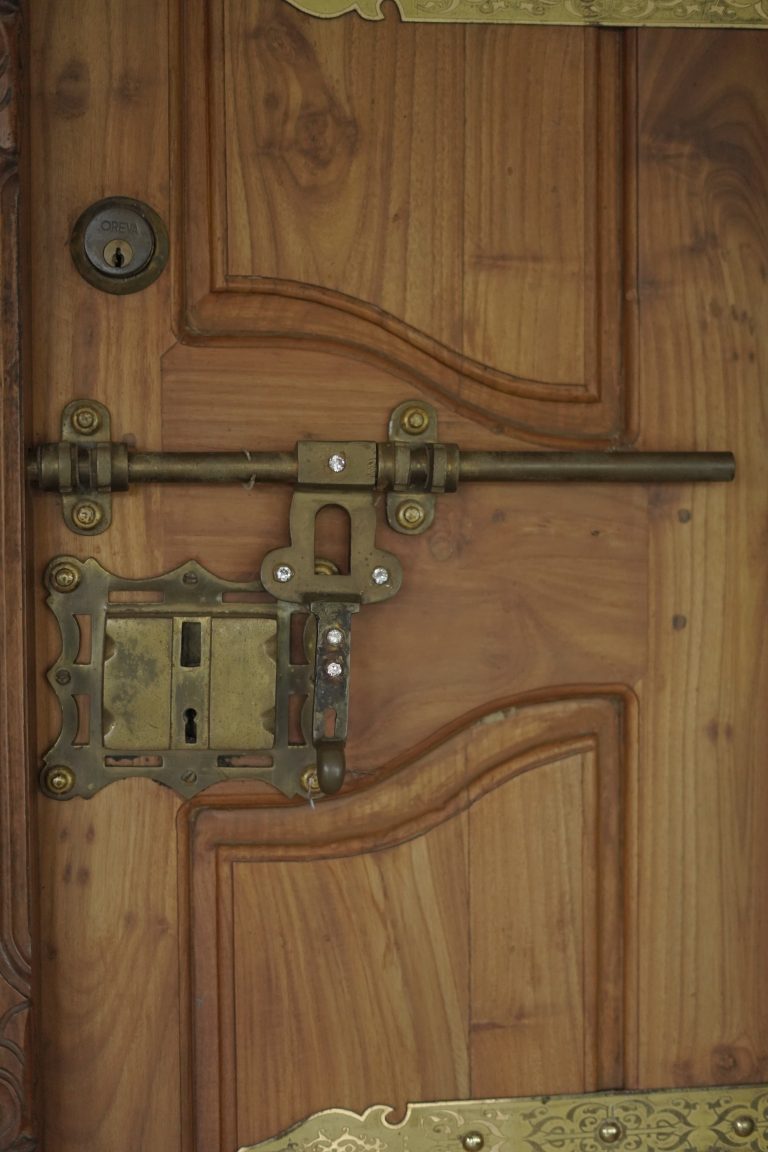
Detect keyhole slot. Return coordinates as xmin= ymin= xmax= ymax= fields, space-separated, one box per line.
xmin=102 ymin=238 xmax=134 ymax=270
xmin=184 ymin=708 xmax=198 ymax=745
xmin=180 ymin=621 xmax=202 ymax=667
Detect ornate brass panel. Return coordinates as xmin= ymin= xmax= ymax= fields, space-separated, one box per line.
xmin=282 ymin=0 xmax=768 ymax=28
xmin=41 ymin=557 xmax=314 ymax=800
xmin=240 ymin=1085 xmax=768 ymax=1152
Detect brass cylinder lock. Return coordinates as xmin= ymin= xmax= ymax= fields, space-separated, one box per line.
xmin=70 ymin=197 xmax=169 ymax=294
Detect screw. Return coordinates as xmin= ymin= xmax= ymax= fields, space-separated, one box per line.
xmin=328 ymin=453 xmax=347 ymax=473
xmin=325 ymin=627 xmax=344 ymax=647
xmin=55 ymin=669 xmax=72 ymax=685
xmin=461 ymin=1134 xmax=484 ymax=1152
xmin=45 ymin=766 xmax=75 ymax=795
xmin=182 ymin=571 xmax=199 ymax=586
xmin=72 ymin=501 xmax=103 ymax=531
xmin=371 ymin=567 xmax=390 ymax=586
xmin=597 ymin=1120 xmax=622 ymax=1144
xmin=50 ymin=562 xmax=80 ymax=592
xmin=300 ymin=766 xmax=321 ymax=794
xmin=274 ymin=564 xmax=294 ymax=583
xmin=395 ymin=500 xmax=426 ymax=530
xmin=733 ymin=1117 xmax=755 ymax=1137
xmin=71 ymin=404 xmax=101 ymax=435
xmin=180 ymin=770 xmax=198 ymax=785
xmin=400 ymin=405 xmax=429 ymax=435
xmin=325 ymin=660 xmax=343 ymax=680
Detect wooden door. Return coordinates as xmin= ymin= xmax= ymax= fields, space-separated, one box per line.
xmin=4 ymin=4 xmax=767 ymax=1149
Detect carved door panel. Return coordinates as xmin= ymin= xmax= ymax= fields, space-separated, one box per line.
xmin=18 ymin=5 xmax=768 ymax=1152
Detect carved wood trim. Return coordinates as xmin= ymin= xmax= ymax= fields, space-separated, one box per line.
xmin=180 ymin=689 xmax=636 ymax=1152
xmin=0 ymin=3 xmax=37 ymax=1149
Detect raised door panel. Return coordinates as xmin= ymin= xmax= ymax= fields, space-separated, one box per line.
xmin=180 ymin=4 xmax=635 ymax=442
xmin=185 ymin=696 xmax=628 ymax=1152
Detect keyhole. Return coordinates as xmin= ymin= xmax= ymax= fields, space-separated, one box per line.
xmin=184 ymin=708 xmax=198 ymax=745
xmin=102 ymin=238 xmax=134 ymax=270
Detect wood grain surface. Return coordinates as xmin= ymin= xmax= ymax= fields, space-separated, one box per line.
xmin=633 ymin=32 xmax=768 ymax=1089
xmin=17 ymin=7 xmax=768 ymax=1152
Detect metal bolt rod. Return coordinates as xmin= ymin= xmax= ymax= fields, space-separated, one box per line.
xmin=126 ymin=451 xmax=298 ymax=484
xmin=458 ymin=451 xmax=735 ymax=484
xmin=28 ymin=447 xmax=735 ymax=490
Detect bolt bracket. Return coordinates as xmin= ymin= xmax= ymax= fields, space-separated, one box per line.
xmin=39 ymin=400 xmax=126 ymax=535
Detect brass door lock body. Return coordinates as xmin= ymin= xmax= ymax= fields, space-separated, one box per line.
xmin=31 ymin=400 xmax=735 ymax=802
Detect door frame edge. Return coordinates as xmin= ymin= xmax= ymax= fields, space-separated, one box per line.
xmin=1 ymin=2 xmax=39 ymax=1149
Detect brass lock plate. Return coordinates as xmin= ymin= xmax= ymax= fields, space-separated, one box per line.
xmin=42 ymin=557 xmax=319 ymax=799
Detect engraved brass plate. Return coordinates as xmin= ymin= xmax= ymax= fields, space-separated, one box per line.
xmin=283 ymin=0 xmax=768 ymax=28
xmin=41 ymin=557 xmax=318 ymax=799
xmin=240 ymin=1084 xmax=768 ymax=1152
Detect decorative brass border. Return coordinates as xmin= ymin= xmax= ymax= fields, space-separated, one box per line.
xmin=240 ymin=1085 xmax=768 ymax=1152
xmin=283 ymin=0 xmax=768 ymax=28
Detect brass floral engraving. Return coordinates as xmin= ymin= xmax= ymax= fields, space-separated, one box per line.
xmin=240 ymin=1085 xmax=768 ymax=1152
xmin=283 ymin=0 xmax=768 ymax=27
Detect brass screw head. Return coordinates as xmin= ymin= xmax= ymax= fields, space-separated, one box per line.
xmin=50 ymin=562 xmax=80 ymax=592
xmin=597 ymin=1120 xmax=622 ymax=1144
xmin=300 ymin=766 xmax=321 ymax=794
xmin=55 ymin=669 xmax=72 ymax=685
xmin=733 ymin=1117 xmax=755 ymax=1137
xmin=45 ymin=766 xmax=75 ymax=795
xmin=461 ymin=1133 xmax=484 ymax=1152
xmin=71 ymin=404 xmax=102 ymax=435
xmin=400 ymin=405 xmax=429 ymax=435
xmin=395 ymin=500 xmax=426 ymax=531
xmin=72 ymin=501 xmax=103 ymax=531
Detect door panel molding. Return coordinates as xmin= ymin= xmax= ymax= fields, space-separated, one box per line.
xmin=178 ymin=6 xmax=638 ymax=445
xmin=181 ymin=691 xmax=634 ymax=1152
xmin=0 ymin=4 xmax=36 ymax=1151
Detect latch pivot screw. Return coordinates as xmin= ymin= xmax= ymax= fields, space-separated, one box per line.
xmin=71 ymin=404 xmax=102 ymax=436
xmin=274 ymin=564 xmax=294 ymax=583
xmin=597 ymin=1120 xmax=622 ymax=1144
xmin=460 ymin=1133 xmax=484 ymax=1152
xmin=327 ymin=453 xmax=347 ymax=473
xmin=44 ymin=766 xmax=76 ymax=795
xmin=371 ymin=567 xmax=390 ymax=586
xmin=395 ymin=500 xmax=426 ymax=531
xmin=325 ymin=628 xmax=344 ymax=647
xmin=72 ymin=501 xmax=103 ymax=531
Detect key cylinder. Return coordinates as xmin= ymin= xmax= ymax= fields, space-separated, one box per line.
xmin=70 ymin=196 xmax=168 ymax=294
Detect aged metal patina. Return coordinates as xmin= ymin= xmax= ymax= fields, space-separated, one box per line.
xmin=280 ymin=0 xmax=768 ymax=29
